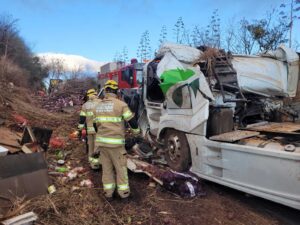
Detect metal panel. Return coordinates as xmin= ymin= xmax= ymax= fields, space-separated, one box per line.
xmin=187 ymin=134 xmax=300 ymax=209
xmin=245 ymin=122 xmax=300 ymax=133
xmin=232 ymin=56 xmax=288 ymax=97
xmin=209 ymin=130 xmax=260 ymax=142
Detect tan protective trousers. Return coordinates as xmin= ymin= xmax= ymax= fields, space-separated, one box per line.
xmin=87 ymin=134 xmax=95 ymax=157
xmin=99 ymin=146 xmax=129 ymax=198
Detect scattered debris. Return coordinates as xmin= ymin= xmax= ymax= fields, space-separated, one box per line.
xmin=57 ymin=159 xmax=65 ymax=165
xmin=0 ymin=145 xmax=8 ymax=156
xmin=127 ymin=157 xmax=206 ymax=198
xmin=12 ymin=114 xmax=28 ymax=127
xmin=55 ymin=150 xmax=65 ymax=160
xmin=20 ymin=126 xmax=53 ymax=151
xmin=55 ymin=167 xmax=69 ymax=173
xmin=80 ymin=179 xmax=93 ymax=188
xmin=71 ymin=186 xmax=80 ymax=192
xmin=48 ymin=185 xmax=56 ymax=194
xmin=1 ymin=212 xmax=38 ymax=225
xmin=21 ymin=144 xmax=33 ymax=154
xmin=66 ymin=171 xmax=78 ymax=180
xmin=49 ymin=137 xmax=65 ymax=149
xmin=69 ymin=130 xmax=79 ymax=140
xmin=37 ymin=78 xmax=95 ymax=113
xmin=148 ymin=181 xmax=156 ymax=188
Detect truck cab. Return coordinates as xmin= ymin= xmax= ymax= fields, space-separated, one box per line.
xmin=140 ymin=43 xmax=300 ymax=209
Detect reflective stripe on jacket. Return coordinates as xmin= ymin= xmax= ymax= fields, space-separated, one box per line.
xmin=94 ymin=94 xmax=134 ymax=148
xmin=79 ymin=97 xmax=100 ymax=134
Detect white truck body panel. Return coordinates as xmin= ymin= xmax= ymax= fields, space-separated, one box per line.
xmin=233 ymin=45 xmax=299 ymax=97
xmin=187 ymin=134 xmax=300 ymax=209
xmin=233 ymin=56 xmax=288 ymax=97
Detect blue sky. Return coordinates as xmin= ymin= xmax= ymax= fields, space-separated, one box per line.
xmin=0 ymin=0 xmax=299 ymax=62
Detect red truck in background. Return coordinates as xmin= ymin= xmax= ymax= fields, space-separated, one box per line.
xmin=98 ymin=59 xmax=144 ymax=90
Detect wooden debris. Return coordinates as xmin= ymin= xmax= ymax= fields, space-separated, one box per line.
xmin=21 ymin=145 xmax=32 ymax=154
xmin=1 ymin=212 xmax=38 ymax=225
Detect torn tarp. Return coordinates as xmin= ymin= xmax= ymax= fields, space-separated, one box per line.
xmin=127 ymin=158 xmax=205 ymax=198
xmin=160 ymin=170 xmax=206 ymax=198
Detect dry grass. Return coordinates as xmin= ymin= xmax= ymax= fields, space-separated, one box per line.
xmin=0 ymin=56 xmax=29 ymax=88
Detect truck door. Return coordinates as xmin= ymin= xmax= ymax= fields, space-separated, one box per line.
xmin=121 ymin=67 xmax=134 ymax=88
xmin=142 ymin=61 xmax=165 ymax=136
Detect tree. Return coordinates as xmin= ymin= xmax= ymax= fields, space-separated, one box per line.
xmin=246 ymin=9 xmax=289 ymax=52
xmin=279 ymin=0 xmax=300 ymax=47
xmin=238 ymin=19 xmax=258 ymax=54
xmin=0 ymin=14 xmax=18 ymax=59
xmin=173 ymin=17 xmax=190 ymax=45
xmin=121 ymin=46 xmax=128 ymax=63
xmin=158 ymin=25 xmax=167 ymax=45
xmin=224 ymin=7 xmax=290 ymax=55
xmin=0 ymin=13 xmax=49 ymax=89
xmin=113 ymin=51 xmax=122 ymax=62
xmin=205 ymin=9 xmax=221 ymax=48
xmin=113 ymin=46 xmax=128 ymax=63
xmin=45 ymin=57 xmax=66 ymax=79
xmin=173 ymin=17 xmax=184 ymax=44
xmin=27 ymin=56 xmax=49 ymax=89
xmin=191 ymin=10 xmax=221 ymax=48
xmin=293 ymin=39 xmax=300 ymax=51
xmin=137 ymin=30 xmax=152 ymax=62
xmin=70 ymin=64 xmax=84 ymax=79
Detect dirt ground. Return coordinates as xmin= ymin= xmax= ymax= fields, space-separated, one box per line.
xmin=21 ymin=142 xmax=300 ymax=225
xmin=6 ymin=140 xmax=297 ymax=225
xmin=0 ymin=87 xmax=300 ymax=225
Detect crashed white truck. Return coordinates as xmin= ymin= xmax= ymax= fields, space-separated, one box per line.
xmin=131 ymin=43 xmax=300 ymax=209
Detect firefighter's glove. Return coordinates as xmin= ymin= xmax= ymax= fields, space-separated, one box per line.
xmin=131 ymin=127 xmax=141 ymax=137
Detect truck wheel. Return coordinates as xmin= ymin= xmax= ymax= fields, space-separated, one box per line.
xmin=164 ymin=129 xmax=191 ymax=172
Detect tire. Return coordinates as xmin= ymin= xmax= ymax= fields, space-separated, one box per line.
xmin=164 ymin=129 xmax=191 ymax=172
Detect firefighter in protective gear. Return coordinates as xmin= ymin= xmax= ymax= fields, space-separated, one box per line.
xmin=94 ymin=80 xmax=140 ymax=199
xmin=78 ymin=88 xmax=101 ymax=169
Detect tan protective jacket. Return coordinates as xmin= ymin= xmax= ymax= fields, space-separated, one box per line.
xmin=79 ymin=96 xmax=101 ymax=134
xmin=93 ymin=93 xmax=134 ymax=148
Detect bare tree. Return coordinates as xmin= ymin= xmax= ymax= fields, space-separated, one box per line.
xmin=191 ymin=25 xmax=207 ymax=47
xmin=293 ymin=39 xmax=300 ymax=51
xmin=239 ymin=19 xmax=258 ymax=54
xmin=45 ymin=57 xmax=66 ymax=79
xmin=70 ymin=64 xmax=84 ymax=79
xmin=191 ymin=10 xmax=221 ymax=48
xmin=173 ymin=17 xmax=186 ymax=44
xmin=0 ymin=14 xmax=18 ymax=59
xmin=279 ymin=0 xmax=300 ymax=47
xmin=158 ymin=25 xmax=167 ymax=46
xmin=0 ymin=14 xmax=49 ymax=89
xmin=121 ymin=46 xmax=128 ymax=63
xmin=113 ymin=51 xmax=122 ymax=62
xmin=137 ymin=30 xmax=152 ymax=62
xmin=206 ymin=9 xmax=221 ymax=48
xmin=246 ymin=9 xmax=289 ymax=52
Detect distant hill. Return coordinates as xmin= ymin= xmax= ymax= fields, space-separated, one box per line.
xmin=37 ymin=53 xmax=105 ymax=75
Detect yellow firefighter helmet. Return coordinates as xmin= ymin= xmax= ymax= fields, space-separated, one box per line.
xmin=104 ymin=80 xmax=118 ymax=90
xmin=86 ymin=88 xmax=97 ymax=97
